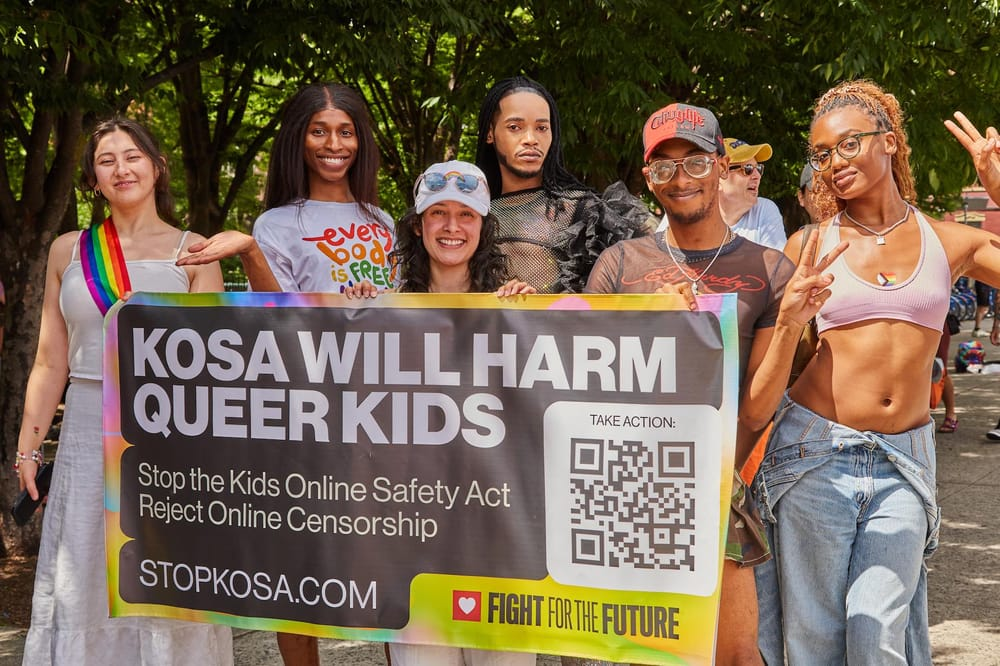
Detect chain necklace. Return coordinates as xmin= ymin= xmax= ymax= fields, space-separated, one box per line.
xmin=665 ymin=226 xmax=732 ymax=295
xmin=843 ymin=204 xmax=912 ymax=246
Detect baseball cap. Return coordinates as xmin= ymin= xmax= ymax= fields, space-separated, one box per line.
xmin=724 ymin=138 xmax=773 ymax=163
xmin=643 ymin=103 xmax=725 ymax=162
xmin=414 ymin=160 xmax=490 ymax=216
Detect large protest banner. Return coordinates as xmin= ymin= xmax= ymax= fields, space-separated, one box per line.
xmin=103 ymin=291 xmax=739 ymax=665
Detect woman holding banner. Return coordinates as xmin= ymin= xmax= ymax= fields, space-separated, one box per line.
xmin=178 ymin=82 xmax=395 ymax=303
xmin=14 ymin=118 xmax=232 ymax=663
xmin=346 ymin=160 xmax=534 ymax=299
xmin=347 ymin=160 xmax=533 ymax=664
xmin=176 ymin=81 xmax=394 ymax=664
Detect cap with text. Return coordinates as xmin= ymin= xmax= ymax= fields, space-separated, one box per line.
xmin=724 ymin=137 xmax=773 ymax=163
xmin=643 ymin=103 xmax=725 ymax=162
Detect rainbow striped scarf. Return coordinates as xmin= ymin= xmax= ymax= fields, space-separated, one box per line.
xmin=80 ymin=217 xmax=131 ymax=315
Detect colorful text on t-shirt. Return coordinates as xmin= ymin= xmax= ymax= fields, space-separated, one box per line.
xmin=303 ymin=221 xmax=395 ymax=288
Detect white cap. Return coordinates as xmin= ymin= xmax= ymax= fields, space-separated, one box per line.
xmin=414 ymin=160 xmax=490 ymax=216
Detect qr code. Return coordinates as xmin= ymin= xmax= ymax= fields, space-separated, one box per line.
xmin=544 ymin=403 xmax=723 ymax=596
xmin=568 ymin=437 xmax=697 ymax=571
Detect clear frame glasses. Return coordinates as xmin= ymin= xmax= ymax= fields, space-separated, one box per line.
xmin=729 ymin=163 xmax=764 ymax=176
xmin=647 ymin=155 xmax=716 ymax=184
xmin=808 ymin=131 xmax=886 ymax=172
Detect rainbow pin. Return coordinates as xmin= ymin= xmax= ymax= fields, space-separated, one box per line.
xmin=877 ymin=272 xmax=897 ymax=287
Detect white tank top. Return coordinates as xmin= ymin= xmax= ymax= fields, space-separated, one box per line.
xmin=60 ymin=230 xmax=191 ymax=379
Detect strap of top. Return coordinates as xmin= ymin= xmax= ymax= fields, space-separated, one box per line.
xmin=70 ymin=231 xmax=83 ymax=262
xmin=172 ymin=230 xmax=191 ymax=259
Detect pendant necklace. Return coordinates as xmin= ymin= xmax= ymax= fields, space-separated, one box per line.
xmin=843 ymin=204 xmax=912 ymax=246
xmin=665 ymin=226 xmax=732 ymax=295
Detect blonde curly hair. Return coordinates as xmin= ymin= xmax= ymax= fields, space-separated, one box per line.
xmin=806 ymin=80 xmax=917 ymax=221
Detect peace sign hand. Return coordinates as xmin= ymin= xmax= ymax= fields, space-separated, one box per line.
xmin=945 ymin=112 xmax=1000 ymax=203
xmin=778 ymin=227 xmax=848 ymax=328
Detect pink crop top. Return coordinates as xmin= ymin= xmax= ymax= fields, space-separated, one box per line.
xmin=815 ymin=208 xmax=951 ymax=334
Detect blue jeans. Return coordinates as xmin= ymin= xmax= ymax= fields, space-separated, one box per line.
xmin=753 ymin=395 xmax=938 ymax=665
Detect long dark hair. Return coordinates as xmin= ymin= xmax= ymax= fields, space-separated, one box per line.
xmin=475 ymin=76 xmax=583 ymax=196
xmin=264 ymin=82 xmax=382 ymax=224
xmin=391 ymin=208 xmax=509 ymax=293
xmin=80 ymin=117 xmax=177 ymax=225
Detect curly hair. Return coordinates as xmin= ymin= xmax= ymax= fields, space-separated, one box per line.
xmin=809 ymin=79 xmax=917 ymax=219
xmin=391 ymin=208 xmax=510 ymax=293
xmin=80 ymin=117 xmax=178 ymax=225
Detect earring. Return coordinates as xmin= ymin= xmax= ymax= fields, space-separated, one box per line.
xmin=94 ymin=186 xmax=103 ymax=198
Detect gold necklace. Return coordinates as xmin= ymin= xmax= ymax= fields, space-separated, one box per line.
xmin=664 ymin=226 xmax=732 ymax=295
xmin=843 ymin=204 xmax=912 ymax=246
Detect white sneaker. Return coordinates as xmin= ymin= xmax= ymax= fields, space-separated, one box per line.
xmin=987 ymin=429 xmax=1000 ymax=441
xmin=973 ymin=328 xmax=989 ymax=337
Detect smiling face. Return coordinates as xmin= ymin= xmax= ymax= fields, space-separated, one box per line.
xmin=93 ymin=129 xmax=159 ymax=211
xmin=303 ymin=107 xmax=358 ymax=201
xmin=810 ymin=106 xmax=895 ymax=201
xmin=417 ymin=200 xmax=484 ymax=272
xmin=643 ymin=138 xmax=727 ymax=226
xmin=487 ymin=91 xmax=553 ymax=191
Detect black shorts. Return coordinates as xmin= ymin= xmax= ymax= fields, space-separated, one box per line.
xmin=976 ymin=281 xmax=995 ymax=307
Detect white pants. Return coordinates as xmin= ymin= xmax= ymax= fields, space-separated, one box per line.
xmin=389 ymin=643 xmax=536 ymax=665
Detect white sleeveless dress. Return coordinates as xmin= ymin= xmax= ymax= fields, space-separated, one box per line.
xmin=23 ymin=231 xmax=233 ymax=665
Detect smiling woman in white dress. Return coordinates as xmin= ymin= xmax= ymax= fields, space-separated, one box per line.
xmin=14 ymin=117 xmax=232 ymax=665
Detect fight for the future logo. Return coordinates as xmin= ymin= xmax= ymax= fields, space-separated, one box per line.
xmin=449 ymin=588 xmax=680 ymax=639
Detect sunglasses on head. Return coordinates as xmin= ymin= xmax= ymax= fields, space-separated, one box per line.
xmin=729 ymin=163 xmax=764 ymax=176
xmin=414 ymin=171 xmax=484 ymax=198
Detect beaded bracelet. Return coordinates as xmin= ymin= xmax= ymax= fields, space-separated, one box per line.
xmin=13 ymin=449 xmax=44 ymax=472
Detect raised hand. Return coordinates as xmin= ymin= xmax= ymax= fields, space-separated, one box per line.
xmin=779 ymin=227 xmax=847 ymax=327
xmin=944 ymin=112 xmax=1000 ymax=203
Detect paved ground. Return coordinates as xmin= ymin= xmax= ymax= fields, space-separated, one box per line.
xmin=3 ymin=325 xmax=1000 ymax=665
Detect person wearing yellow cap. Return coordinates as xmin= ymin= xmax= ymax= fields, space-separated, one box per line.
xmin=718 ymin=138 xmax=786 ymax=250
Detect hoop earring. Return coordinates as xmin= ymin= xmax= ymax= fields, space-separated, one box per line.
xmin=94 ymin=187 xmax=103 ymax=198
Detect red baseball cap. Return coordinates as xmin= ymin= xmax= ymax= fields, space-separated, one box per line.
xmin=643 ymin=103 xmax=725 ymax=162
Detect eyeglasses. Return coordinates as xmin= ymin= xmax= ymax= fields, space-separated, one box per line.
xmin=646 ymin=155 xmax=716 ymax=184
xmin=414 ymin=171 xmax=484 ymax=198
xmin=729 ymin=163 xmax=764 ymax=176
xmin=808 ymin=131 xmax=886 ymax=172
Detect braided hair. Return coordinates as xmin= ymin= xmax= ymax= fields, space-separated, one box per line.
xmin=808 ymin=80 xmax=917 ymax=220
xmin=475 ymin=76 xmax=584 ymax=196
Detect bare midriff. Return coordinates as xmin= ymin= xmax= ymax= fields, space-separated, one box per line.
xmin=788 ymin=318 xmax=939 ymax=434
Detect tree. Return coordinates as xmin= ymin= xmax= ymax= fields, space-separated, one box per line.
xmin=4 ymin=0 xmax=1000 ymax=556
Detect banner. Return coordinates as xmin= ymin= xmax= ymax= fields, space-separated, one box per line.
xmin=104 ymin=291 xmax=739 ymax=665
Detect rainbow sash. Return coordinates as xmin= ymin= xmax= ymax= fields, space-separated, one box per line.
xmin=80 ymin=217 xmax=131 ymax=315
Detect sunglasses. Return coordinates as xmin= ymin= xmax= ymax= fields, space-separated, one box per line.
xmin=729 ymin=163 xmax=764 ymax=176
xmin=414 ymin=171 xmax=485 ymax=198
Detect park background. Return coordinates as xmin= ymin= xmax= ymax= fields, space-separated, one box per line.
xmin=3 ymin=0 xmax=1000 ymax=558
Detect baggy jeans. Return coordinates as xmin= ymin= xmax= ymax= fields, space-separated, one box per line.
xmin=753 ymin=395 xmax=939 ymax=665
